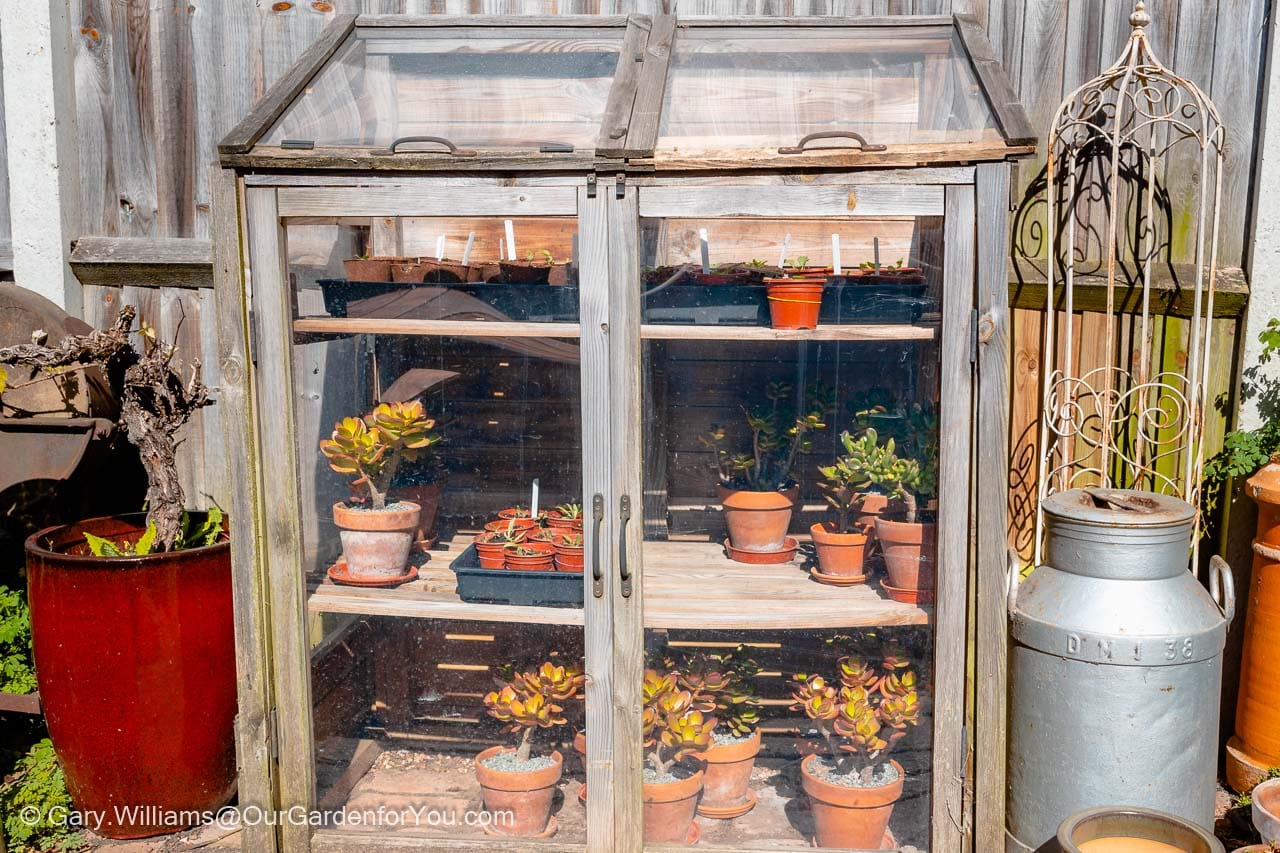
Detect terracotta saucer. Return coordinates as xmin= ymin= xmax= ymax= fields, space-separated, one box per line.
xmin=578 ymin=782 xmax=587 ymax=804
xmin=809 ymin=566 xmax=868 ymax=587
xmin=880 ymin=579 xmax=933 ymax=605
xmin=411 ymin=534 xmax=439 ymax=553
xmin=686 ymin=821 xmax=701 ymax=845
xmin=483 ymin=814 xmax=557 ymax=838
xmin=697 ymin=788 xmax=756 ymax=819
xmin=724 ymin=536 xmax=799 ymax=564
xmin=326 ymin=561 xmax=419 ymax=588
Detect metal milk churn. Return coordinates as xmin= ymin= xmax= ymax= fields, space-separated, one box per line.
xmin=1006 ymin=488 xmax=1235 ymax=852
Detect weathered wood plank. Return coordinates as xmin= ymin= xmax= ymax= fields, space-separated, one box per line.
xmin=1009 ymin=262 xmax=1249 ymax=318
xmin=636 ymin=184 xmax=944 ymax=217
xmin=595 ymin=14 xmax=651 ymax=157
xmin=619 ymin=13 xmax=675 ymax=158
xmin=954 ymin=15 xmax=1037 ymax=145
xmin=69 ymin=236 xmax=213 ymax=289
xmin=640 ymin=323 xmax=937 ymax=341
xmin=276 ymin=186 xmax=579 ymax=217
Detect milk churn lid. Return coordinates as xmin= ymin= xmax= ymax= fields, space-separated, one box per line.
xmin=1042 ymin=488 xmax=1194 ymax=528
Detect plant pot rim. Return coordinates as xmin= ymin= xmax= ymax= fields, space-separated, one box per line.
xmin=800 ymin=755 xmax=905 ymax=808
xmin=642 ymin=768 xmax=705 ymax=803
xmin=705 ymin=728 xmax=762 ymax=763
xmin=722 ymin=488 xmax=798 ymax=510
xmin=25 ymin=513 xmax=230 ymax=567
xmin=474 ymin=746 xmax=564 ymax=791
xmin=333 ymin=500 xmax=421 ymax=530
xmin=811 ymin=521 xmax=869 ymax=543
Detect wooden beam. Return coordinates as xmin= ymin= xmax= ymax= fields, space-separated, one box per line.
xmin=0 ymin=691 xmax=40 ymax=715
xmin=954 ymin=16 xmax=1039 ymax=147
xmin=1009 ymin=262 xmax=1249 ymax=318
xmin=69 ymin=237 xmax=213 ymax=290
xmin=595 ymin=15 xmax=652 ymax=158
xmin=619 ymin=14 xmax=676 ymax=159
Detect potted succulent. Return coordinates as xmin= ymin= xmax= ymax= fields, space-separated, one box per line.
xmin=672 ymin=651 xmax=763 ymax=819
xmin=859 ymin=430 xmax=938 ymax=603
xmin=702 ymin=382 xmax=830 ymax=555
xmin=791 ymin=655 xmax=922 ymax=849
xmin=764 ymin=256 xmax=827 ymax=330
xmin=641 ymin=668 xmax=718 ymax=844
xmin=7 ymin=307 xmax=237 ymax=838
xmin=320 ymin=401 xmax=440 ymax=581
xmin=498 ymin=505 xmax=541 ymax=530
xmin=505 ymin=542 xmax=555 ymax=572
xmin=343 ymin=251 xmax=394 ymax=282
xmin=552 ymin=531 xmax=584 ymax=572
xmin=813 ymin=430 xmax=885 ymax=584
xmin=479 ymin=662 xmax=585 ymax=837
xmin=546 ymin=501 xmax=584 ymax=531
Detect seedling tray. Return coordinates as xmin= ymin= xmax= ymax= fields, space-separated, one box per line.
xmin=642 ymin=281 xmax=931 ymax=326
xmin=449 ymin=544 xmax=584 ymax=608
xmin=317 ymin=280 xmax=580 ymax=323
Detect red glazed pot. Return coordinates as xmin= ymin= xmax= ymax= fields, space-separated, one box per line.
xmin=874 ymin=517 xmax=936 ymax=592
xmin=722 ymin=488 xmax=795 ymax=552
xmin=698 ymin=729 xmax=761 ymax=818
xmin=333 ymin=501 xmax=420 ymax=579
xmin=801 ymin=756 xmax=904 ymax=850
xmin=25 ymin=514 xmax=236 ymax=839
xmin=474 ymin=746 xmax=563 ymax=837
xmin=643 ymin=769 xmax=705 ymax=844
xmin=810 ymin=522 xmax=869 ymax=581
xmin=765 ymin=279 xmax=825 ymax=330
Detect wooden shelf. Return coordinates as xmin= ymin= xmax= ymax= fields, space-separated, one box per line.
xmin=308 ymin=535 xmax=928 ymax=630
xmin=293 ymin=317 xmax=581 ymax=338
xmin=640 ymin=322 xmax=936 ymax=341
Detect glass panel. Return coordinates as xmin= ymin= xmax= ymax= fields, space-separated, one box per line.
xmin=659 ymin=26 xmax=1001 ymax=151
xmin=264 ymin=27 xmax=624 ymax=150
xmin=286 ymin=213 xmax=592 ymax=842
xmin=637 ymin=207 xmax=941 ymax=848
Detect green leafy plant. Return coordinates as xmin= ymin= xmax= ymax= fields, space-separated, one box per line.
xmin=642 ymin=668 xmax=717 ymax=777
xmin=0 ymin=739 xmax=83 ymax=852
xmin=817 ymin=431 xmax=884 ymax=534
xmin=320 ymin=401 xmax=440 ymax=510
xmin=0 ymin=587 xmax=36 ymax=695
xmin=791 ymin=655 xmax=921 ymax=783
xmin=858 ymin=258 xmax=905 ymax=272
xmin=701 ymin=382 xmax=833 ymax=492
xmin=82 ymin=506 xmax=225 ymax=557
xmin=484 ymin=662 xmax=584 ymax=762
xmin=784 ymin=256 xmax=811 ymax=272
xmin=525 ymin=249 xmax=556 ymax=265
xmin=670 ymin=650 xmax=761 ymax=739
xmin=552 ymin=502 xmax=582 ymax=521
xmin=852 ymin=428 xmax=937 ymax=524
xmin=745 ymin=259 xmax=768 ymax=270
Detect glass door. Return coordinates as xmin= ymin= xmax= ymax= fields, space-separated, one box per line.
xmin=244 ymin=181 xmax=614 ymax=850
xmin=614 ymin=180 xmax=973 ymax=851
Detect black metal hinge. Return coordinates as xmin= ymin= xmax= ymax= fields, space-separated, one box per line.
xmin=586 ymin=174 xmax=597 ymax=199
xmin=615 ymin=173 xmax=627 ymax=199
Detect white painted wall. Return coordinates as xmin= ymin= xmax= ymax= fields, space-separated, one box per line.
xmin=0 ymin=0 xmax=80 ymax=315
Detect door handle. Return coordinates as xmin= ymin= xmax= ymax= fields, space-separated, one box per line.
xmin=591 ymin=494 xmax=604 ymax=599
xmin=618 ymin=494 xmax=633 ymax=598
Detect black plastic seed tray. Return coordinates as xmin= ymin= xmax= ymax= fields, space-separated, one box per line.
xmin=449 ymin=544 xmax=584 ymax=608
xmin=317 ymin=280 xmax=580 ymax=323
xmin=641 ymin=281 xmax=932 ymax=326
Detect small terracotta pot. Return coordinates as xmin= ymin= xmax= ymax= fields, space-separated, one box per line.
xmin=573 ymin=730 xmax=586 ymax=757
xmin=548 ymin=262 xmax=573 ymax=286
xmin=874 ymin=518 xmax=936 ymax=592
xmin=698 ymin=729 xmax=761 ymax=818
xmin=487 ymin=517 xmax=537 ymax=534
xmin=499 ymin=261 xmax=552 ymax=285
xmin=390 ymin=258 xmax=431 ymax=283
xmin=856 ymin=493 xmax=891 ymax=530
xmin=505 ymin=542 xmax=555 ymax=572
xmin=391 ymin=479 xmax=443 ymax=543
xmin=765 ymin=278 xmax=825 ymax=330
xmin=643 ymin=769 xmax=704 ymax=844
xmin=717 ymin=484 xmax=799 ymax=505
xmin=545 ymin=511 xmax=583 ymax=530
xmin=343 ymin=257 xmax=393 ymax=282
xmin=474 ymin=746 xmax=563 ymax=837
xmin=422 ymin=259 xmax=470 ymax=283
xmin=499 ymin=508 xmax=540 ymax=524
xmin=722 ymin=488 xmax=795 ymax=552
xmin=811 ymin=522 xmax=869 ymax=580
xmin=553 ymin=537 xmax=584 ymax=573
xmin=801 ymin=755 xmax=903 ymax=850
xmin=474 ymin=533 xmax=508 ymax=569
xmin=470 ymin=262 xmax=503 ymax=283
xmin=1254 ymin=778 xmax=1280 ymax=844
xmin=332 ymin=501 xmax=420 ymax=579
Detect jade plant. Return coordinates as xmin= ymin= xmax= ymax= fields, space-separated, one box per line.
xmin=847 ymin=428 xmax=937 ymax=524
xmin=702 ymin=382 xmax=833 ymax=492
xmin=671 ymin=650 xmax=761 ymax=739
xmin=320 ymin=401 xmax=440 ymax=511
xmin=642 ymin=668 xmax=718 ymax=778
xmin=484 ymin=661 xmax=585 ymax=763
xmin=791 ymin=654 xmax=921 ymax=784
xmin=817 ymin=431 xmax=882 ymax=535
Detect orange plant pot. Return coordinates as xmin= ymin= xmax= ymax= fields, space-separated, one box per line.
xmin=874 ymin=517 xmax=936 ymax=592
xmin=811 ymin=522 xmax=869 ymax=580
xmin=643 ymin=769 xmax=704 ymax=844
xmin=474 ymin=533 xmax=508 ymax=569
xmin=801 ymin=756 xmax=903 ymax=850
xmin=474 ymin=746 xmax=563 ymax=837
xmin=332 ymin=501 xmax=420 ymax=579
xmin=486 ymin=518 xmax=536 ymax=535
xmin=765 ymin=278 xmax=824 ymax=330
xmin=722 ymin=488 xmax=795 ymax=552
xmin=698 ymin=729 xmax=761 ymax=818
xmin=505 ymin=541 xmax=555 ymax=571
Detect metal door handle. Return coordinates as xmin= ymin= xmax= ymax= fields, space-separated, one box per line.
xmin=618 ymin=494 xmax=633 ymax=598
xmin=1210 ymin=555 xmax=1236 ymax=624
xmin=591 ymin=494 xmax=604 ymax=599
xmin=778 ymin=130 xmax=886 ymax=154
xmin=386 ymin=135 xmax=477 ymax=157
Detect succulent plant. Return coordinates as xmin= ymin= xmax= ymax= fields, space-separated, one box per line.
xmin=484 ymin=661 xmax=584 ymax=763
xmin=555 ymin=532 xmax=584 ymax=548
xmin=642 ymin=667 xmax=718 ymax=776
xmin=320 ymin=401 xmax=439 ymax=510
xmin=833 ymin=427 xmax=936 ymax=524
xmin=554 ymin=502 xmax=583 ymax=520
xmin=702 ymin=382 xmax=833 ymax=492
xmin=791 ymin=653 xmax=922 ymax=784
xmin=672 ymin=650 xmax=762 ymax=739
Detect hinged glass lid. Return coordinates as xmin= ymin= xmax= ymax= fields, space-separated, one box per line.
xmin=657 ymin=23 xmax=1005 ymax=153
xmin=261 ymin=23 xmax=628 ymax=152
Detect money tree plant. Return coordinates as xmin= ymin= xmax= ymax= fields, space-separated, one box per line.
xmin=320 ymin=401 xmax=439 ymax=511
xmin=642 ymin=668 xmax=718 ymax=777
xmin=791 ymin=654 xmax=921 ymax=784
xmin=484 ymin=662 xmax=585 ymax=763
xmin=701 ymin=382 xmax=833 ymax=492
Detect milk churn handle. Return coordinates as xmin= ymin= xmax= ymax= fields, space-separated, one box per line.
xmin=1083 ymin=487 xmax=1158 ymax=513
xmin=1209 ymin=555 xmax=1236 ymax=624
xmin=1006 ymin=548 xmax=1021 ymax=614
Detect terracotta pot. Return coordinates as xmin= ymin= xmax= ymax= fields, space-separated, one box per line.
xmin=692 ymin=271 xmax=749 ymax=286
xmin=499 ymin=261 xmax=552 ymax=285
xmin=391 ymin=479 xmax=444 ymax=543
xmin=499 ymin=508 xmax=540 ymax=523
xmin=698 ymin=729 xmax=761 ymax=818
xmin=343 ymin=257 xmax=393 ymax=282
xmin=333 ymin=501 xmax=420 ymax=579
xmin=25 ymin=514 xmax=236 ymax=838
xmin=474 ymin=746 xmax=563 ymax=837
xmin=810 ymin=522 xmax=869 ymax=580
xmin=474 ymin=533 xmax=508 ymax=569
xmin=470 ymin=262 xmax=503 ymax=283
xmin=718 ymin=483 xmax=799 ymax=505
xmin=874 ymin=517 xmax=936 ymax=592
xmin=486 ymin=517 xmax=537 ymax=534
xmin=643 ymin=768 xmax=704 ymax=844
xmin=573 ymin=730 xmax=587 ymax=757
xmin=765 ymin=278 xmax=825 ymax=330
xmin=545 ymin=510 xmax=583 ymax=530
xmin=390 ymin=258 xmax=431 ymax=283
xmin=553 ymin=536 xmax=584 ymax=573
xmin=548 ymin=262 xmax=573 ymax=286
xmin=856 ymin=493 xmax=891 ymax=530
xmin=422 ymin=259 xmax=470 ymax=283
xmin=1255 ymin=778 xmax=1280 ymax=844
xmin=722 ymin=488 xmax=795 ymax=552
xmin=801 ymin=755 xmax=904 ymax=850
xmin=505 ymin=542 xmax=555 ymax=572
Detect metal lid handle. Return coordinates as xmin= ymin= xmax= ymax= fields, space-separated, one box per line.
xmin=386 ymin=135 xmax=477 ymax=157
xmin=778 ymin=130 xmax=887 ymax=155
xmin=1209 ymin=554 xmax=1236 ymax=624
